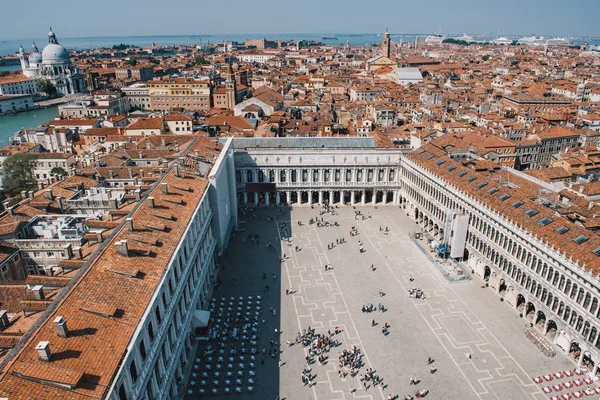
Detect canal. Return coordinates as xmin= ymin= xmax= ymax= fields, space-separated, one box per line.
xmin=0 ymin=106 xmax=58 ymax=145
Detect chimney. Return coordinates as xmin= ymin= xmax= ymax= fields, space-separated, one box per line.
xmin=174 ymin=163 xmax=180 ymax=178
xmin=45 ymin=189 xmax=54 ymax=200
xmin=589 ymin=201 xmax=595 ymax=210
xmin=96 ymin=174 xmax=102 ymax=183
xmin=21 ymin=190 xmax=27 ymax=200
xmin=56 ymin=196 xmax=63 ymax=211
xmin=139 ymin=152 xmax=143 ymax=159
xmin=115 ymin=240 xmax=129 ymax=257
xmin=161 ymin=137 xmax=166 ymax=148
xmin=161 ymin=183 xmax=168 ymax=194
xmin=579 ymin=186 xmax=585 ymax=193
xmin=74 ymin=248 xmax=82 ymax=260
xmin=108 ymin=170 xmax=114 ymax=179
xmin=0 ymin=310 xmax=8 ymax=329
xmin=96 ymin=231 xmax=103 ymax=243
xmin=194 ymin=150 xmax=199 ymax=157
xmin=148 ymin=196 xmax=155 ymax=208
xmin=2 ymin=202 xmax=12 ymax=216
xmin=28 ymin=190 xmax=34 ymax=199
xmin=126 ymin=217 xmax=134 ymax=231
xmin=37 ymin=180 xmax=44 ymax=190
xmin=128 ymin=168 xmax=133 ymax=179
xmin=175 ymin=144 xmax=180 ymax=152
xmin=32 ymin=285 xmax=45 ymax=300
xmin=35 ymin=341 xmax=51 ymax=361
xmin=140 ymin=170 xmax=145 ymax=178
xmin=135 ymin=187 xmax=141 ymax=201
xmin=54 ymin=316 xmax=68 ymax=338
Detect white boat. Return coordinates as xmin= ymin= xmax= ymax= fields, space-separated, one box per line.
xmin=517 ymin=34 xmax=572 ymax=46
xmin=492 ymin=36 xmax=512 ymax=45
xmin=453 ymin=34 xmax=474 ymax=42
xmin=425 ymin=34 xmax=446 ymax=43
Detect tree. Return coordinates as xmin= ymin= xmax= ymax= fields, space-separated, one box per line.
xmin=38 ymin=79 xmax=57 ymax=96
xmin=51 ymin=166 xmax=67 ymax=176
xmin=0 ymin=71 xmax=9 ymax=77
xmin=194 ymin=56 xmax=209 ymax=65
xmin=125 ymin=58 xmax=137 ymax=66
xmin=1 ymin=153 xmax=37 ymax=195
xmin=482 ymin=55 xmax=490 ymax=62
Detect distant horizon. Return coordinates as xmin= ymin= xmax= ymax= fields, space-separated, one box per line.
xmin=6 ymin=31 xmax=600 ymax=43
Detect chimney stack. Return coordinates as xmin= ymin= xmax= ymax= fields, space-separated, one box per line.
xmin=45 ymin=189 xmax=54 ymax=200
xmin=108 ymin=170 xmax=114 ymax=179
xmin=126 ymin=217 xmax=134 ymax=231
xmin=21 ymin=190 xmax=27 ymax=200
xmin=96 ymin=231 xmax=103 ymax=243
xmin=56 ymin=196 xmax=63 ymax=211
xmin=115 ymin=240 xmax=129 ymax=257
xmin=148 ymin=197 xmax=155 ymax=208
xmin=74 ymin=248 xmax=83 ymax=260
xmin=174 ymin=163 xmax=180 ymax=178
xmin=28 ymin=190 xmax=34 ymax=199
xmin=32 ymin=285 xmax=45 ymax=300
xmin=35 ymin=341 xmax=51 ymax=361
xmin=54 ymin=316 xmax=69 ymax=338
xmin=0 ymin=310 xmax=8 ymax=329
xmin=128 ymin=168 xmax=133 ymax=179
xmin=161 ymin=183 xmax=168 ymax=194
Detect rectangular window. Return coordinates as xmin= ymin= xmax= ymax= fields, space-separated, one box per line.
xmin=129 ymin=360 xmax=138 ymax=382
xmin=499 ymin=194 xmax=511 ymax=201
xmin=555 ymin=226 xmax=569 ymax=235
xmin=538 ymin=217 xmax=553 ymax=226
xmin=511 ymin=200 xmax=524 ymax=208
xmin=139 ymin=340 xmax=147 ymax=360
xmin=573 ymin=235 xmax=589 ymax=245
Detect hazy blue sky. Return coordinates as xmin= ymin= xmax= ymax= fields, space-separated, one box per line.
xmin=1 ymin=0 xmax=598 ymax=39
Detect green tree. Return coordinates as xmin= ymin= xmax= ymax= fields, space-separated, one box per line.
xmin=0 ymin=71 xmax=9 ymax=77
xmin=482 ymin=55 xmax=490 ymax=61
xmin=1 ymin=153 xmax=37 ymax=195
xmin=194 ymin=56 xmax=209 ymax=65
xmin=51 ymin=166 xmax=67 ymax=176
xmin=125 ymin=58 xmax=137 ymax=66
xmin=38 ymin=79 xmax=57 ymax=96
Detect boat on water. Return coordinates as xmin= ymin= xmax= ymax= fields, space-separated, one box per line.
xmin=453 ymin=34 xmax=474 ymax=42
xmin=322 ymin=37 xmax=338 ymax=40
xmin=425 ymin=34 xmax=446 ymax=43
xmin=492 ymin=36 xmax=512 ymax=45
xmin=517 ymin=34 xmax=572 ymax=46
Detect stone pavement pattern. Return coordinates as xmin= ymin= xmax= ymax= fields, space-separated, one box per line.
xmin=187 ymin=206 xmax=578 ymax=400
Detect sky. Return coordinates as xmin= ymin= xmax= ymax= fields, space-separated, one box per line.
xmin=1 ymin=0 xmax=598 ymax=40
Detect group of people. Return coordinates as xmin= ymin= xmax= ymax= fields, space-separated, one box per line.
xmin=360 ymin=368 xmax=386 ymax=391
xmin=296 ymin=326 xmax=341 ymax=386
xmin=350 ymin=226 xmax=360 ymax=237
xmin=408 ymin=287 xmax=425 ymax=299
xmin=339 ymin=346 xmax=363 ymax=373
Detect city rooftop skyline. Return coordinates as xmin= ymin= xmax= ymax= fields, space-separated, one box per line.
xmin=1 ymin=0 xmax=599 ymax=40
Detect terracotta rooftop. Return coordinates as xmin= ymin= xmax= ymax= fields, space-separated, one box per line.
xmin=0 ymin=137 xmax=220 ymax=399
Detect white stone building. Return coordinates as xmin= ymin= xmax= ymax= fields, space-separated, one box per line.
xmin=18 ymin=29 xmax=85 ymax=96
xmin=400 ymin=145 xmax=600 ymax=376
xmin=231 ymin=137 xmax=408 ymax=206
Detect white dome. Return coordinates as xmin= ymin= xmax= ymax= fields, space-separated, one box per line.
xmin=42 ymin=43 xmax=70 ymax=62
xmin=28 ymin=52 xmax=42 ymax=63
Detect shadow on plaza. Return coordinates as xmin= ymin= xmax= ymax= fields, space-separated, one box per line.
xmin=185 ymin=204 xmax=290 ymax=399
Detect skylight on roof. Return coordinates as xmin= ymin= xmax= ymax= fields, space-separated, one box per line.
xmin=573 ymin=235 xmax=589 ymax=245
xmin=416 ymin=149 xmax=425 ymax=155
xmin=458 ymin=171 xmax=467 ymax=177
xmin=538 ymin=217 xmax=553 ymax=226
xmin=499 ymin=194 xmax=511 ymax=201
xmin=467 ymin=176 xmax=477 ymax=182
xmin=592 ymin=248 xmax=600 ymax=257
xmin=487 ymin=187 xmax=499 ymax=195
xmin=446 ymin=165 xmax=456 ymax=172
xmin=555 ymin=226 xmax=569 ymax=234
xmin=524 ymin=209 xmax=539 ymax=217
xmin=435 ymin=159 xmax=445 ymax=166
xmin=426 ymin=154 xmax=435 ymax=160
xmin=477 ymin=182 xmax=488 ymax=189
xmin=512 ymin=200 xmax=524 ymax=208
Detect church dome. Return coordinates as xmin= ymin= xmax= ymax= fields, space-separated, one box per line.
xmin=42 ymin=43 xmax=70 ymax=62
xmin=28 ymin=52 xmax=42 ymax=64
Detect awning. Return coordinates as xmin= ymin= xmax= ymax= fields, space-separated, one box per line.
xmin=193 ymin=310 xmax=211 ymax=328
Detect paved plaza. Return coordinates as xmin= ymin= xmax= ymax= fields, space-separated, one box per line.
xmin=186 ymin=206 xmax=583 ymax=400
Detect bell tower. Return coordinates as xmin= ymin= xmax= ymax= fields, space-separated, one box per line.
xmin=382 ymin=28 xmax=391 ymax=58
xmin=225 ymin=62 xmax=237 ymax=111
